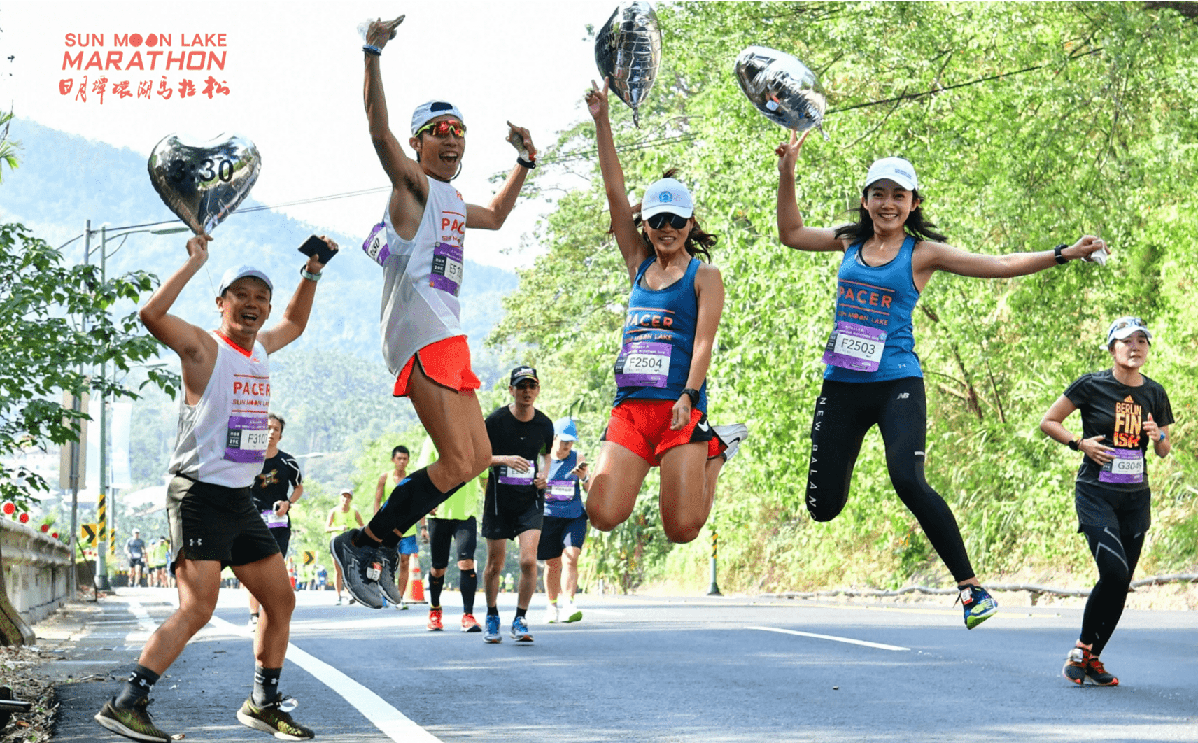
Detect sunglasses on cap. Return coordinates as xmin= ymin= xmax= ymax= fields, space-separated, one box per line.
xmin=645 ymin=212 xmax=689 ymax=230
xmin=416 ymin=119 xmax=467 ymax=138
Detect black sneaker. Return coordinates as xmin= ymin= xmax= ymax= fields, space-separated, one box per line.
xmin=1063 ymin=646 xmax=1089 ymax=685
xmin=236 ymin=695 xmax=314 ymax=740
xmin=94 ymin=697 xmax=171 ymax=743
xmin=1085 ymin=655 xmax=1119 ymax=686
xmin=377 ymin=545 xmax=405 ymax=605
xmin=329 ymin=530 xmax=386 ymax=609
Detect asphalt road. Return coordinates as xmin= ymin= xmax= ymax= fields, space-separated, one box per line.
xmin=37 ymin=587 xmax=1198 ymax=742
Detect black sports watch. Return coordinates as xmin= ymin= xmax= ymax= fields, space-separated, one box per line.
xmin=1053 ymin=244 xmax=1069 ymax=265
xmin=682 ymin=388 xmax=700 ymax=407
xmin=1067 ymin=438 xmax=1080 ymax=451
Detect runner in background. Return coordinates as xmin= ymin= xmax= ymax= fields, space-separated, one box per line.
xmin=539 ymin=418 xmax=590 ymax=624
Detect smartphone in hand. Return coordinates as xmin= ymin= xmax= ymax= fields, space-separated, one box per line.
xmin=298 ymin=235 xmax=337 ymax=264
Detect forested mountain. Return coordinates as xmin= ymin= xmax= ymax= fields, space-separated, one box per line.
xmin=4 ymin=118 xmax=519 ymax=492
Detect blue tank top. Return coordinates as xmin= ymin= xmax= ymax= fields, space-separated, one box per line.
xmin=613 ymin=256 xmax=707 ymax=411
xmin=823 ymin=236 xmax=922 ymax=383
xmin=543 ymin=450 xmax=584 ymax=519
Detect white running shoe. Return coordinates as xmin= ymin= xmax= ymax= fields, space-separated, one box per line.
xmin=543 ymin=601 xmax=559 ymax=624
xmin=713 ymin=423 xmax=749 ymax=462
xmin=560 ymin=599 xmax=582 ymax=623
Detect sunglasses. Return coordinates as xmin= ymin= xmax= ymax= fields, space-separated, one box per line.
xmin=514 ymin=381 xmax=539 ymax=391
xmin=1110 ymin=317 xmax=1145 ymax=332
xmin=417 ymin=119 xmax=467 ymax=138
xmin=645 ymin=212 xmax=689 ymax=230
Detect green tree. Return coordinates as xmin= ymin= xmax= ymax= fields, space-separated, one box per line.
xmin=0 ymin=113 xmax=179 ymax=645
xmin=491 ymin=2 xmax=1198 ymax=592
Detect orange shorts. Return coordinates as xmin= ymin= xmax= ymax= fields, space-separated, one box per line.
xmin=601 ymin=399 xmax=723 ymax=467
xmin=393 ymin=335 xmax=481 ymax=397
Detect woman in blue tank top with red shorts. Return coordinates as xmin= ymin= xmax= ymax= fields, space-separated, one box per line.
xmin=584 ymin=79 xmax=746 ymax=544
xmin=775 ymin=129 xmax=1110 ymax=629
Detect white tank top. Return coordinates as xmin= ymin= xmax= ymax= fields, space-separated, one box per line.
xmin=168 ymin=332 xmax=271 ymax=488
xmin=361 ymin=178 xmax=467 ymax=375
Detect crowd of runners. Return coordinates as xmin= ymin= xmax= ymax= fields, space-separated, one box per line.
xmin=92 ymin=15 xmax=1171 ymax=743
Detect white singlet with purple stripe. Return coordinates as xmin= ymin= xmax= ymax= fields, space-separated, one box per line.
xmin=362 ymin=179 xmax=467 ymax=375
xmin=168 ymin=333 xmax=271 ymax=488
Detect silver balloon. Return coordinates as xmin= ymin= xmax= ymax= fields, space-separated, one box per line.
xmin=595 ymin=1 xmax=662 ymax=127
xmin=734 ymin=46 xmax=827 ymax=137
xmin=147 ymin=133 xmax=261 ymax=235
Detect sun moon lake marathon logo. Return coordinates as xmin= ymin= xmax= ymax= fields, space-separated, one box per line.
xmin=60 ymin=32 xmax=232 ymax=104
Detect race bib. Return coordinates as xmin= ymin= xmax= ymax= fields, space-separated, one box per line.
xmin=361 ymin=222 xmax=392 ymax=266
xmin=225 ymin=415 xmax=268 ymax=463
xmin=261 ymin=509 xmax=288 ymax=528
xmin=1099 ymin=449 xmax=1145 ymax=484
xmin=498 ymin=460 xmax=535 ymax=486
xmin=430 ymin=242 xmax=463 ymax=296
xmin=615 ymin=340 xmax=671 ymax=388
xmin=546 ymin=479 xmax=575 ymax=502
xmin=823 ymin=321 xmax=886 ymax=372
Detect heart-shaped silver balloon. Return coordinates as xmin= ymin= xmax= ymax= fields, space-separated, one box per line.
xmin=595 ymin=1 xmax=662 ymax=127
xmin=147 ymin=133 xmax=261 ymax=234
xmin=734 ymin=46 xmax=827 ymax=136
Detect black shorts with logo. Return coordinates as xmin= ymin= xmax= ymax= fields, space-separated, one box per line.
xmin=166 ymin=475 xmax=281 ymax=571
xmin=481 ymin=495 xmax=543 ymax=541
xmin=428 ymin=516 xmax=478 ymax=569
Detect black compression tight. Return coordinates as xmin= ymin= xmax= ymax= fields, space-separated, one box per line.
xmin=805 ymin=377 xmax=976 ymax=584
xmin=1079 ymin=524 xmax=1144 ymax=656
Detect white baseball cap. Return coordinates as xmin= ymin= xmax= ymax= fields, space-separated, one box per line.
xmin=1106 ymin=316 xmax=1152 ymax=347
xmin=864 ymin=157 xmax=919 ymax=192
xmin=641 ymin=178 xmax=694 ymax=220
xmin=411 ymin=100 xmax=465 ymax=136
xmin=554 ymin=417 xmax=578 ymax=442
xmin=218 ymin=265 xmax=272 ymax=297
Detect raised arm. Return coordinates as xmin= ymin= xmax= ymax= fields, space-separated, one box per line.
xmin=258 ymin=237 xmax=337 ymax=354
xmin=587 ymin=78 xmax=651 ymax=282
xmin=913 ymin=235 xmax=1109 ymax=287
xmin=138 ymin=234 xmax=219 ymax=402
xmin=466 ymin=122 xmax=535 ymax=230
xmin=363 ymin=17 xmax=427 ymax=195
xmin=775 ymin=130 xmax=844 ymax=253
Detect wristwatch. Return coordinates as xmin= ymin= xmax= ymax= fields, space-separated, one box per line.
xmin=682 ymin=388 xmax=700 ymax=407
xmin=1067 ymin=438 xmax=1080 ymax=451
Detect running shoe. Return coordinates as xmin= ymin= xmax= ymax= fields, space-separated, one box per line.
xmin=1085 ymin=655 xmax=1119 ymax=686
xmin=713 ymin=423 xmax=749 ymax=463
xmin=511 ymin=615 xmax=534 ymax=643
xmin=329 ymin=530 xmax=386 ymax=609
xmin=560 ymin=599 xmax=583 ymax=623
xmin=376 ymin=545 xmax=404 ymax=605
xmin=398 ymin=600 xmax=410 ymax=611
xmin=236 ymin=695 xmax=314 ymax=740
xmin=1063 ymin=646 xmax=1089 ymax=686
xmin=543 ymin=601 xmax=559 ymax=624
xmin=94 ymin=697 xmax=171 ymax=743
xmin=461 ymin=614 xmax=482 ymax=633
xmin=428 ymin=607 xmax=444 ymax=631
xmin=957 ymin=585 xmax=998 ymax=629
xmin=484 ymin=614 xmax=502 ymax=643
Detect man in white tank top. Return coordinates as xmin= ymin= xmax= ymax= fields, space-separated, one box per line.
xmin=332 ymin=16 xmax=539 ymax=609
xmin=94 ymin=233 xmax=335 ymax=743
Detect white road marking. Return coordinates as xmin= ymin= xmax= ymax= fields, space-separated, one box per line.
xmin=121 ymin=595 xmax=443 ymax=742
xmin=746 ymin=625 xmax=910 ymax=652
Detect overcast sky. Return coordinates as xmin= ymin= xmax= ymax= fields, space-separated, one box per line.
xmin=1 ymin=1 xmax=618 ymax=267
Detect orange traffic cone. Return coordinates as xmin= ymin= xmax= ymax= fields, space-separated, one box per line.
xmin=405 ymin=560 xmax=426 ymax=603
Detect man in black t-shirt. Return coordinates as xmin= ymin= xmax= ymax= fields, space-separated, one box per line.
xmin=125 ymin=529 xmax=146 ymax=587
xmin=247 ymin=413 xmax=304 ymax=626
xmin=481 ymin=366 xmax=555 ymax=644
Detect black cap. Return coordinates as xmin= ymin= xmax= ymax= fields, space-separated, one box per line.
xmin=510 ymin=366 xmax=538 ymax=386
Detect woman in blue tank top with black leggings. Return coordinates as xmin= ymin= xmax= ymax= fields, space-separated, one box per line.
xmin=775 ymin=129 xmax=1109 ymax=629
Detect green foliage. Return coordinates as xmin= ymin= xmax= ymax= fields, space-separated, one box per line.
xmin=0 ymin=222 xmax=178 ymax=511
xmin=490 ymin=1 xmax=1198 ymax=592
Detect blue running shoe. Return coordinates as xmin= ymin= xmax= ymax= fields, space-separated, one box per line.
xmin=484 ymin=614 xmax=502 ymax=644
xmin=958 ymin=585 xmax=998 ymax=629
xmin=329 ymin=530 xmax=386 ymax=609
xmin=511 ymin=615 xmax=533 ymax=643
